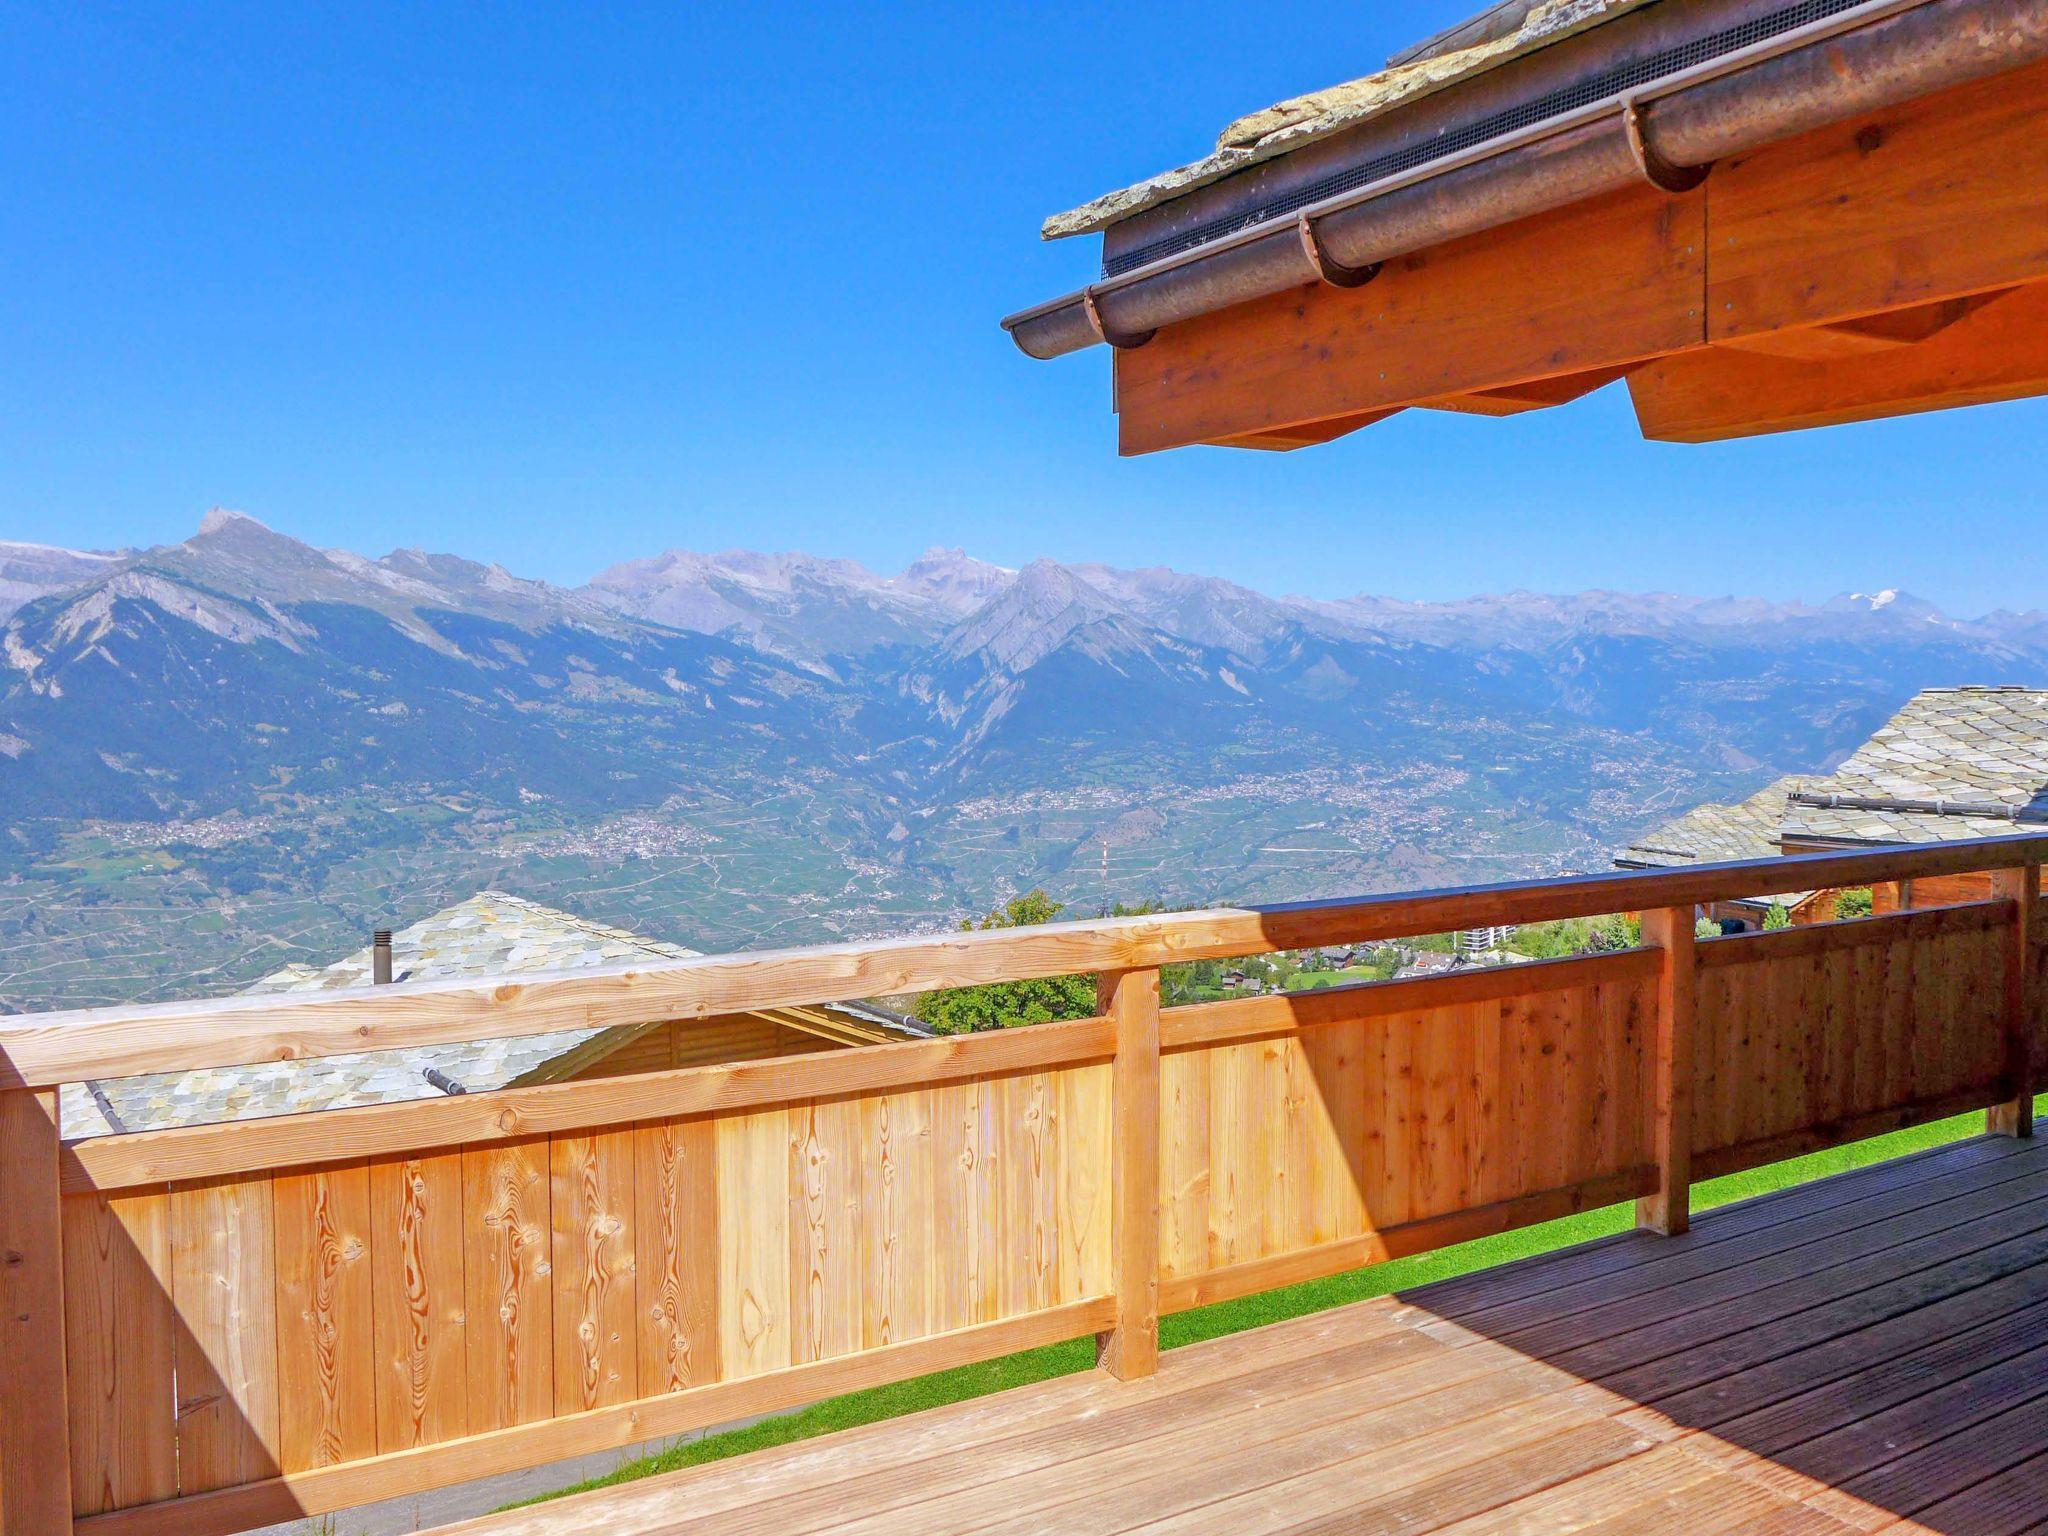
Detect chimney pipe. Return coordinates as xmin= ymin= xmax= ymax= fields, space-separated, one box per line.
xmin=372 ymin=928 xmax=393 ymax=985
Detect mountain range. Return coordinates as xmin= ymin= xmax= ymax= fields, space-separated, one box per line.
xmin=3 ymin=510 xmax=2045 ymax=1010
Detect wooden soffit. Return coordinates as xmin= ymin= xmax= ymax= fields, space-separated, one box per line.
xmin=1113 ymin=57 xmax=2048 ymax=453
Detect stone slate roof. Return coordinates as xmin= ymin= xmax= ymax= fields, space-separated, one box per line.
xmin=1045 ymin=0 xmax=1652 ymax=238
xmin=1610 ymin=688 xmax=2048 ymax=908
xmin=1781 ymin=687 xmax=2048 ymax=847
xmin=61 ymin=892 xmax=923 ymax=1140
xmin=1619 ymin=776 xmax=1806 ymax=867
xmin=1615 ymin=775 xmax=1816 ymax=909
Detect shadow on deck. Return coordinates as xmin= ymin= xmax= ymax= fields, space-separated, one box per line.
xmin=441 ymin=1134 xmax=2048 ymax=1536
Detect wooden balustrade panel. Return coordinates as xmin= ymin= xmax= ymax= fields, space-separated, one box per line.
xmin=55 ymin=1062 xmax=1114 ymax=1515
xmin=1692 ymin=912 xmax=2008 ymax=1162
xmin=1158 ymin=979 xmax=1652 ymax=1286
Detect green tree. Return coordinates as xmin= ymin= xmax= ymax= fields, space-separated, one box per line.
xmin=919 ymin=891 xmax=1099 ymax=1034
xmin=1763 ymin=902 xmax=1792 ymax=930
xmin=1836 ymin=887 xmax=1875 ymax=919
xmin=1586 ymin=912 xmax=1642 ymax=951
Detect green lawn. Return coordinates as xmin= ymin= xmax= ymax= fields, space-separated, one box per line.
xmin=527 ymin=1098 xmax=2040 ymax=1505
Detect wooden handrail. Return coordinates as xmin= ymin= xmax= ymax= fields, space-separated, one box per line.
xmin=5 ymin=833 xmax=2046 ymax=1088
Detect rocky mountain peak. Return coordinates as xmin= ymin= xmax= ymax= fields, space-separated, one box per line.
xmin=890 ymin=547 xmax=1014 ymax=615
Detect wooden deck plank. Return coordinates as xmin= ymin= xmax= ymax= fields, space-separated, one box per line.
xmin=1472 ymin=1166 xmax=2048 ymax=1359
xmin=1824 ymin=1393 xmax=2048 ymax=1523
xmin=821 ymin=1361 xmax=1612 ymax=1536
xmin=1443 ymin=1146 xmax=2048 ymax=1341
xmin=1876 ymin=1447 xmax=2048 ymax=1536
xmin=420 ymin=1138 xmax=2048 ymax=1536
xmin=1712 ymin=1299 xmax=2048 ymax=1461
xmin=1645 ymin=1262 xmax=2048 ymax=1431
xmin=652 ymin=1328 xmax=1464 ymax=1536
xmin=447 ymin=1292 xmax=1433 ymax=1536
xmin=1408 ymin=1135 xmax=2036 ymax=1317
xmin=1533 ymin=1191 xmax=2048 ymax=1382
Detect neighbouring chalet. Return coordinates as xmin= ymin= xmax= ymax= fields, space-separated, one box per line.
xmin=57 ymin=891 xmax=927 ymax=1140
xmin=1619 ymin=685 xmax=2048 ymax=925
xmin=1617 ymin=775 xmax=1834 ymax=927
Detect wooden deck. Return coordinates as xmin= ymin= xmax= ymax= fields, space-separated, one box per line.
xmin=452 ymin=1134 xmax=2048 ymax=1536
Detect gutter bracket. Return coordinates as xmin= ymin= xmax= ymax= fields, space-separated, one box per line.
xmin=1081 ymin=287 xmax=1156 ymax=350
xmin=1296 ymin=213 xmax=1382 ymax=288
xmin=1622 ymin=100 xmax=1711 ymax=193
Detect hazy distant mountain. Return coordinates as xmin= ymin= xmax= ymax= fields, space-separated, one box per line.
xmin=0 ymin=539 xmax=126 ymax=621
xmin=6 ymin=511 xmax=2047 ymax=1010
xmin=0 ymin=511 xmax=870 ymax=822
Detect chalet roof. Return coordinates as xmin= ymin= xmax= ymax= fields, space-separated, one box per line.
xmin=1615 ymin=774 xmax=1816 ymax=909
xmin=60 ymin=892 xmax=925 ymax=1140
xmin=1619 ymin=775 xmax=1804 ymax=867
xmin=1780 ymin=686 xmax=2048 ymax=846
xmin=1043 ymin=0 xmax=1652 ymax=239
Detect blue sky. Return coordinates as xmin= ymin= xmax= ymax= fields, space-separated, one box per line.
xmin=2 ymin=2 xmax=2042 ymax=614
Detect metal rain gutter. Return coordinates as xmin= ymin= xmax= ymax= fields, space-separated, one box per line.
xmin=1002 ymin=0 xmax=2048 ymax=360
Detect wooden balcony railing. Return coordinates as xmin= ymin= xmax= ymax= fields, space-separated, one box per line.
xmin=1 ymin=836 xmax=2042 ymax=1536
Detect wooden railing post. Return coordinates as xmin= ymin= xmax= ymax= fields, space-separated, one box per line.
xmin=1989 ymin=864 xmax=2038 ymax=1138
xmin=0 ymin=1087 xmax=73 ymax=1536
xmin=1097 ymin=966 xmax=1160 ymax=1380
xmin=1638 ymin=908 xmax=1696 ymax=1237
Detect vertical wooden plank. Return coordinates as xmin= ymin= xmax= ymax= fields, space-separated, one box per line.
xmin=1408 ymin=1006 xmax=1458 ymax=1220
xmin=1748 ymin=958 xmax=1788 ymax=1145
xmin=1359 ymin=1016 xmax=1392 ymax=1232
xmin=1848 ymin=938 xmax=1888 ymax=1116
xmin=1991 ymin=865 xmax=2038 ymax=1137
xmin=1691 ymin=962 xmax=1729 ymax=1157
xmin=59 ymin=1193 xmax=114 ymax=1520
xmin=789 ymin=1098 xmax=865 ymax=1364
xmin=929 ymin=1082 xmax=972 ymax=1332
xmin=1812 ymin=947 xmax=1852 ymax=1128
xmin=1882 ymin=923 xmax=1918 ymax=1108
xmin=998 ymin=1072 xmax=1058 ymax=1319
xmin=1253 ymin=1048 xmax=1286 ymax=1261
xmin=1 ymin=1090 xmax=71 ymax=1536
xmin=634 ymin=1117 xmax=719 ymax=1393
xmin=1773 ymin=955 xmax=1816 ymax=1143
xmin=169 ymin=1173 xmax=280 ymax=1492
xmin=863 ymin=1088 xmax=933 ymax=1344
xmin=463 ymin=1139 xmax=553 ymax=1430
xmin=1639 ymin=907 xmax=1696 ymax=1237
xmin=274 ymin=1162 xmax=376 ymax=1473
xmin=1157 ymin=1049 xmax=1211 ymax=1282
xmin=367 ymin=1151 xmax=467 ymax=1452
xmin=62 ymin=1187 xmax=176 ymax=1515
xmin=1301 ymin=1016 xmax=1367 ymax=1245
xmin=1098 ymin=967 xmax=1160 ymax=1381
xmin=1378 ymin=1016 xmax=1416 ymax=1225
xmin=1585 ymin=985 xmax=1623 ymax=1178
xmin=1205 ymin=1043 xmax=1249 ymax=1267
xmin=1056 ymin=1068 xmax=1111 ymax=1304
xmin=1467 ymin=1002 xmax=1507 ymax=1207
xmin=716 ymin=1109 xmax=790 ymax=1379
xmin=550 ymin=1129 xmax=637 ymax=1413
xmin=1615 ymin=978 xmax=1651 ymax=1168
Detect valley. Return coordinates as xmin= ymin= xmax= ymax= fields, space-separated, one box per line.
xmin=4 ymin=511 xmax=2043 ymax=1012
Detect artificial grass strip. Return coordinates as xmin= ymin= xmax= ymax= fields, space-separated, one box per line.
xmin=525 ymin=1096 xmax=2040 ymax=1504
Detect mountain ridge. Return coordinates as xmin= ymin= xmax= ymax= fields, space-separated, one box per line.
xmin=4 ymin=510 xmax=2045 ymax=1012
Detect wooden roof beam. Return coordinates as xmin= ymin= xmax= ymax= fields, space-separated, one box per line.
xmin=1632 ymin=278 xmax=2048 ymax=441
